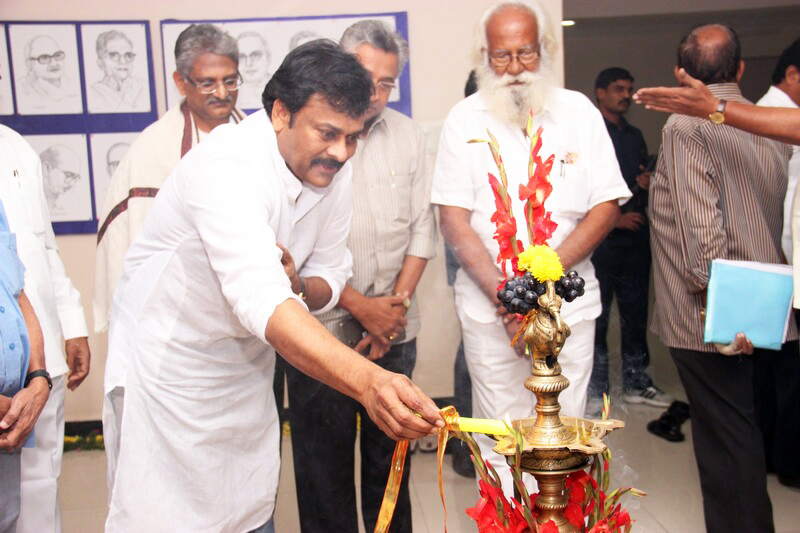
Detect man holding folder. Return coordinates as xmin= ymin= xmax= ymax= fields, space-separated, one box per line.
xmin=649 ymin=23 xmax=799 ymax=532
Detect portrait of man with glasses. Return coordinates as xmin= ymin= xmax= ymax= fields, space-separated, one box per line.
xmin=13 ymin=26 xmax=82 ymax=115
xmin=87 ymin=28 xmax=149 ymax=113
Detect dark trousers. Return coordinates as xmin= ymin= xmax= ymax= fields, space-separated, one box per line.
xmin=285 ymin=340 xmax=416 ymax=533
xmin=589 ymin=236 xmax=652 ymax=397
xmin=671 ymin=347 xmax=775 ymax=533
xmin=753 ymin=336 xmax=800 ymax=478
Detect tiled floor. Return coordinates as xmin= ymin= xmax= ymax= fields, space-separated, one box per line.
xmin=61 ymin=396 xmax=800 ymax=532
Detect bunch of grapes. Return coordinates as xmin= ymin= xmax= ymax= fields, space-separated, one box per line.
xmin=496 ymin=270 xmax=586 ymax=315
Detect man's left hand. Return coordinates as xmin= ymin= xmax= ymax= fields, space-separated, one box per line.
xmin=354 ymin=333 xmax=391 ymax=361
xmin=635 ymin=170 xmax=651 ymax=190
xmin=277 ymin=243 xmax=301 ymax=294
xmin=0 ymin=379 xmax=49 ymax=451
xmin=65 ymin=337 xmax=91 ymax=391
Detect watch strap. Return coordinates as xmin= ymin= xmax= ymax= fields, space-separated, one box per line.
xmin=24 ymin=369 xmax=52 ymax=390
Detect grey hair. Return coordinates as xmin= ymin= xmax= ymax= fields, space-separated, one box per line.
xmin=472 ymin=1 xmax=558 ymax=71
xmin=340 ymin=20 xmax=409 ymax=73
xmin=96 ymin=30 xmax=132 ymax=58
xmin=174 ymin=24 xmax=238 ymax=78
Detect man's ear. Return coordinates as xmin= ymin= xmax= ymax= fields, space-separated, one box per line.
xmin=786 ymin=64 xmax=799 ymax=84
xmin=594 ymin=87 xmax=605 ymax=103
xmin=173 ymin=71 xmax=187 ymax=97
xmin=271 ymin=99 xmax=291 ymax=133
xmin=736 ymin=60 xmax=745 ymax=83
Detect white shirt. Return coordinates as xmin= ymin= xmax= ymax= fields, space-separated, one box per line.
xmin=432 ymin=89 xmax=631 ymax=325
xmin=105 ymin=110 xmax=353 ymax=531
xmin=0 ymin=124 xmax=88 ymax=377
xmin=757 ymin=85 xmax=800 ymax=262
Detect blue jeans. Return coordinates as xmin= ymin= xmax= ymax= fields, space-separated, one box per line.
xmin=249 ymin=516 xmax=275 ymax=533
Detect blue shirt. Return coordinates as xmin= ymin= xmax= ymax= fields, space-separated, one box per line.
xmin=0 ymin=198 xmax=29 ymax=400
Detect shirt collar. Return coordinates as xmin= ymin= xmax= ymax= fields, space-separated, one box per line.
xmin=708 ymin=82 xmax=744 ymax=101
xmin=763 ymin=85 xmax=798 ymax=109
xmin=473 ymin=89 xmax=555 ymax=122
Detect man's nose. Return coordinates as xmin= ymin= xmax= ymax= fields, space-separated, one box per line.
xmin=507 ymin=55 xmax=524 ymax=76
xmin=212 ymin=82 xmax=229 ymax=99
xmin=327 ymin=137 xmax=349 ymax=163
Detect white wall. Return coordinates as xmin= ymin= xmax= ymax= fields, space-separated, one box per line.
xmin=1 ymin=0 xmax=564 ymax=421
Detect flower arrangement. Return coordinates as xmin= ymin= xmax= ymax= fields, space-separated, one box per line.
xmin=461 ymin=396 xmax=644 ymax=533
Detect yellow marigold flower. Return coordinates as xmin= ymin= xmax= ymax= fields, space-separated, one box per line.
xmin=517 ymin=244 xmax=563 ymax=281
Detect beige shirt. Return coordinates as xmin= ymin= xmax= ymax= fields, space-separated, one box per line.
xmin=650 ymin=83 xmax=796 ymax=351
xmin=316 ymin=108 xmax=437 ymax=341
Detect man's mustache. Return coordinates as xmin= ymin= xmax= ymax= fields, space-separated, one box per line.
xmin=207 ymin=95 xmax=233 ymax=105
xmin=311 ymin=157 xmax=343 ymax=172
xmin=619 ymin=98 xmax=631 ymax=106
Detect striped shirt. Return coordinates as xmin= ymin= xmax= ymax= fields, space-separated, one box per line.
xmin=649 ymin=83 xmax=796 ymax=352
xmin=316 ymin=108 xmax=437 ymax=341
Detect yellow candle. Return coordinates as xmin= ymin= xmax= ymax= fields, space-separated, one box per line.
xmin=456 ymin=417 xmax=510 ymax=436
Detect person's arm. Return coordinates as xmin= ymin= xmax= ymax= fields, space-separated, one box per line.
xmin=277 ymin=243 xmax=332 ymax=311
xmin=555 ymin=200 xmax=620 ymax=269
xmin=34 ymin=157 xmax=91 ymax=390
xmin=634 ymin=68 xmax=800 ymax=145
xmin=439 ymin=206 xmax=504 ymax=305
xmin=661 ymin=122 xmax=725 ymax=293
xmin=0 ymin=290 xmax=49 ymax=451
xmin=266 ymin=298 xmax=442 ymax=440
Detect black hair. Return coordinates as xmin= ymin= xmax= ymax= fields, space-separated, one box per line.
xmin=594 ymin=67 xmax=634 ymax=91
xmin=677 ymin=23 xmax=741 ymax=85
xmin=464 ymin=69 xmax=478 ymax=97
xmin=771 ymin=37 xmax=800 ymax=85
xmin=262 ymin=39 xmax=372 ymax=122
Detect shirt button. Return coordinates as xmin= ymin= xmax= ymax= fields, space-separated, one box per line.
xmin=9 ymin=343 xmax=15 ymax=350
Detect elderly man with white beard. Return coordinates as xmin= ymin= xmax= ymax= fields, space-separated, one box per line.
xmin=431 ymin=1 xmax=630 ymax=497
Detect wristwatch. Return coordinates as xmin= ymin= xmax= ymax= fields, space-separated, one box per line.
xmin=396 ymin=293 xmax=411 ymax=309
xmin=24 ymin=369 xmax=52 ymax=390
xmin=709 ymin=99 xmax=727 ymax=125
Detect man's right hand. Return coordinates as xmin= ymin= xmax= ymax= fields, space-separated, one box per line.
xmin=0 ymin=379 xmax=49 ymax=451
xmin=360 ymin=368 xmax=443 ymax=441
xmin=351 ymin=295 xmax=408 ymax=343
xmin=616 ymin=212 xmax=646 ymax=231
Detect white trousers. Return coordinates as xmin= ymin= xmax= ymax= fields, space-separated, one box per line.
xmin=457 ymin=309 xmax=595 ymax=500
xmin=18 ymin=374 xmax=64 ymax=533
xmin=101 ymin=386 xmax=125 ymax=503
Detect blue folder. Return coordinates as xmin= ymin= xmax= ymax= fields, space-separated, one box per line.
xmin=703 ymin=259 xmax=793 ymax=351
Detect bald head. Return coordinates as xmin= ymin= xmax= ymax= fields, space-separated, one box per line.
xmin=677 ymin=23 xmax=741 ymax=84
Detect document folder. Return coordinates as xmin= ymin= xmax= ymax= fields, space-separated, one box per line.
xmin=703 ymin=259 xmax=793 ymax=351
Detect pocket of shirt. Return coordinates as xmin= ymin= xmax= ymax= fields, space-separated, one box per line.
xmin=549 ymin=161 xmax=589 ymax=217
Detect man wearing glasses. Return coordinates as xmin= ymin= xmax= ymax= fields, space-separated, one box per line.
xmin=89 ymin=29 xmax=147 ymax=113
xmin=282 ymin=21 xmax=436 ymax=532
xmin=432 ymin=1 xmax=629 ymax=499
xmin=94 ymin=23 xmax=244 ymax=493
xmin=19 ymin=35 xmax=81 ymax=113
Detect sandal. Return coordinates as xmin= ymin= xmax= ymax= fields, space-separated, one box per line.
xmin=647 ymin=413 xmax=685 ymax=442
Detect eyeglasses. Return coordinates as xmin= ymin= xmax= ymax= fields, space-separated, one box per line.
xmin=106 ymin=51 xmax=136 ymax=63
xmin=487 ymin=47 xmax=540 ymax=68
xmin=30 ymin=51 xmax=65 ymax=65
xmin=240 ymin=50 xmax=265 ymax=64
xmin=184 ymin=74 xmax=243 ymax=94
xmin=374 ymin=80 xmax=396 ymax=94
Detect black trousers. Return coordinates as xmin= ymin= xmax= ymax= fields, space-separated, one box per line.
xmin=671 ymin=347 xmax=776 ymax=533
xmin=753 ymin=334 xmax=800 ymax=478
xmin=589 ymin=236 xmax=652 ymax=397
xmin=285 ymin=340 xmax=416 ymax=533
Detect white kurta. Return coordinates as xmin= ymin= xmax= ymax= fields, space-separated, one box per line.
xmin=0 ymin=125 xmax=88 ymax=377
xmin=431 ymin=89 xmax=630 ymax=498
xmin=432 ymin=89 xmax=631 ymax=325
xmin=0 ymin=124 xmax=88 ymax=533
xmin=105 ymin=110 xmax=353 ymax=531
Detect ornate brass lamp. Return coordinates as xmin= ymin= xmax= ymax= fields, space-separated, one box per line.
xmin=492 ymin=280 xmax=624 ymax=532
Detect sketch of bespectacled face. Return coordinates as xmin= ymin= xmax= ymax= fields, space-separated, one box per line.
xmin=237 ymin=33 xmax=270 ymax=85
xmin=106 ymin=142 xmax=129 ymax=176
xmin=27 ymin=36 xmax=65 ymax=85
xmin=40 ymin=144 xmax=81 ymax=209
xmin=289 ymin=30 xmax=322 ymax=51
xmin=98 ymin=35 xmax=135 ymax=85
